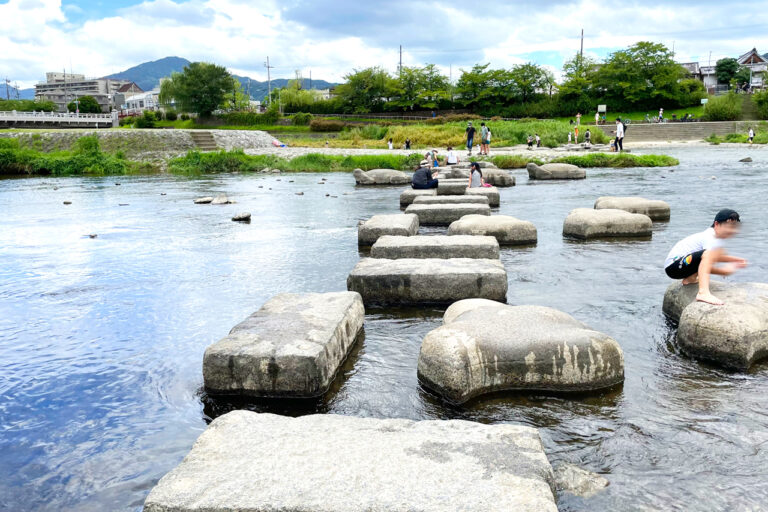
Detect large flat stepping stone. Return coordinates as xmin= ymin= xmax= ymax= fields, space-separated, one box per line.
xmin=437 ymin=178 xmax=468 ymax=195
xmin=353 ymin=168 xmax=411 ymax=185
xmin=417 ymin=299 xmax=625 ymax=403
xmin=662 ymin=281 xmax=768 ymax=369
xmin=449 ymin=214 xmax=537 ymax=245
xmin=143 ymin=411 xmax=557 ymax=512
xmin=594 ymin=196 xmax=671 ymax=221
xmin=413 ymin=194 xmax=489 ymax=205
xmin=563 ymin=208 xmax=652 ymax=239
xmin=448 ymin=167 xmax=516 ymax=187
xmin=466 ymin=186 xmax=500 ymax=207
xmin=202 ymin=292 xmax=364 ymax=398
xmin=527 ymin=162 xmax=586 ymax=180
xmin=400 ymin=188 xmax=436 ymax=206
xmin=371 ymin=235 xmax=499 ymax=259
xmin=358 ymin=213 xmax=419 ymax=246
xmin=347 ymin=258 xmax=507 ymax=304
xmin=405 ymin=203 xmax=490 ymax=225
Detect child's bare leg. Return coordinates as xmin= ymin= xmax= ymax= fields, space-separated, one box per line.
xmin=682 ymin=273 xmax=698 ymax=285
xmin=697 ymin=249 xmax=732 ymax=305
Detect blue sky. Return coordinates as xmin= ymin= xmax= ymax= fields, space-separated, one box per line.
xmin=1 ymin=0 xmax=767 ymax=87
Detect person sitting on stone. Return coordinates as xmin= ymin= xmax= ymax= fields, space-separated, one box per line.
xmin=584 ymin=129 xmax=591 ymax=147
xmin=664 ymin=209 xmax=747 ymax=305
xmin=411 ymin=160 xmax=439 ymax=189
xmin=467 ymin=162 xmax=485 ymax=188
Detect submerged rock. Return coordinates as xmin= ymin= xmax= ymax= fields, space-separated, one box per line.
xmin=417 ymin=299 xmax=624 ymax=403
xmin=143 ymin=411 xmax=557 ymax=512
xmin=554 ymin=463 xmax=609 ymax=498
xmin=563 ymin=208 xmax=652 ymax=239
xmin=663 ymin=281 xmax=768 ymax=369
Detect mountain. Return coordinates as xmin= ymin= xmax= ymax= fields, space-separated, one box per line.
xmin=0 ymin=83 xmax=35 ymax=100
xmin=104 ymin=56 xmax=337 ymax=101
xmin=104 ymin=56 xmax=191 ymax=92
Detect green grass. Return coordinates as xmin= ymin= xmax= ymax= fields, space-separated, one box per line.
xmin=705 ymin=122 xmax=768 ymax=144
xmin=167 ymin=149 xmax=422 ymax=174
xmin=0 ymin=136 xmax=154 ymax=176
xmin=489 ymin=155 xmax=544 ymax=168
xmin=549 ymin=153 xmax=679 ymax=168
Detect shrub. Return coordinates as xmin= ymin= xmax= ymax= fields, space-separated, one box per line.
xmin=67 ymin=95 xmax=102 ymax=113
xmin=443 ymin=113 xmax=483 ymax=122
xmin=180 ymin=113 xmax=190 ymax=121
xmin=703 ymin=93 xmax=741 ymax=121
xmin=0 ymin=99 xmax=57 ymax=112
xmin=135 ymin=111 xmax=156 ymax=128
xmin=165 ymin=110 xmax=178 ymax=121
xmin=310 ymin=119 xmax=346 ymax=132
xmin=491 ymin=155 xmax=543 ymax=168
xmin=119 ymin=116 xmax=136 ymax=126
xmin=753 ymin=91 xmax=768 ymax=119
xmin=550 ymin=153 xmax=679 ymax=168
xmin=0 ymin=135 xmax=131 ymax=176
xmin=291 ymin=112 xmax=314 ymax=125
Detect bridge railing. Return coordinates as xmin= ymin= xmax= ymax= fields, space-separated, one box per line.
xmin=0 ymin=110 xmax=114 ymax=121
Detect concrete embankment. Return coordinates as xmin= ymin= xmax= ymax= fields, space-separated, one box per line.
xmin=597 ymin=120 xmax=752 ymax=142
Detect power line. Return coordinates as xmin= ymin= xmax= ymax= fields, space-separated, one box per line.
xmin=264 ymin=56 xmax=275 ymax=104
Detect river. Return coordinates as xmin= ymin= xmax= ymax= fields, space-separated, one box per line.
xmin=1 ymin=145 xmax=767 ymax=511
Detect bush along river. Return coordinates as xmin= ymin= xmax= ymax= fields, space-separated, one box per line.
xmin=1 ymin=145 xmax=767 ymax=511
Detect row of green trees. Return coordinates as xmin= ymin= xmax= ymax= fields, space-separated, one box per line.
xmin=276 ymin=42 xmax=707 ymax=117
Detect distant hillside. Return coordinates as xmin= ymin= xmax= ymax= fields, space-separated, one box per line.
xmin=104 ymin=56 xmax=336 ymax=100
xmin=0 ymin=83 xmax=35 ymax=100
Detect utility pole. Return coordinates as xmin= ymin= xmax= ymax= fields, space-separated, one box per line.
xmin=309 ymin=69 xmax=312 ymax=89
xmin=399 ymin=45 xmax=403 ymax=76
xmin=264 ymin=56 xmax=275 ymax=105
xmin=4 ymin=78 xmax=9 ymax=100
xmin=14 ymin=82 xmax=20 ymax=100
xmin=580 ymin=29 xmax=584 ymax=59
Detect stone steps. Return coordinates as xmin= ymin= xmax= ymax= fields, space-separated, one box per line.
xmin=189 ymin=130 xmax=219 ymax=151
xmin=597 ymin=121 xmax=752 ymax=141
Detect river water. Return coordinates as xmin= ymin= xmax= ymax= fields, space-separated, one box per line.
xmin=1 ymin=145 xmax=767 ymax=511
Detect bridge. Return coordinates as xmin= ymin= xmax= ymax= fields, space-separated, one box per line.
xmin=0 ymin=110 xmax=118 ymax=129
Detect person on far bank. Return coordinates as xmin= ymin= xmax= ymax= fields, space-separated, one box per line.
xmin=535 ymin=134 xmax=541 ymax=148
xmin=405 ymin=138 xmax=411 ymax=150
xmin=584 ymin=129 xmax=591 ymax=147
xmin=480 ymin=122 xmax=489 ymax=155
xmin=574 ymin=126 xmax=579 ymax=144
xmin=595 ymin=111 xmax=600 ymax=125
xmin=576 ymin=112 xmax=581 ymax=125
xmin=486 ymin=127 xmax=492 ymax=155
xmin=615 ymin=118 xmax=624 ymax=151
xmin=664 ymin=209 xmax=747 ymax=305
xmin=527 ymin=134 xmax=534 ymax=149
xmin=466 ymin=122 xmax=476 ymax=155
xmin=411 ymin=160 xmax=439 ymax=189
xmin=467 ymin=162 xmax=485 ymax=188
xmin=446 ymin=146 xmax=459 ymax=166
xmin=658 ymin=108 xmax=664 ymax=122
xmin=388 ymin=138 xmax=394 ymax=150
xmin=748 ymin=127 xmax=755 ymax=144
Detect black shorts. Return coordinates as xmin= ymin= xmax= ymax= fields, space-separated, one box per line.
xmin=665 ymin=250 xmax=704 ymax=279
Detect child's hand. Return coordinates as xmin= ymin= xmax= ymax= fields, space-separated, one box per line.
xmin=736 ymin=258 xmax=748 ymax=268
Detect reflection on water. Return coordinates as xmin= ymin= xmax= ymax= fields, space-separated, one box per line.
xmin=1 ymin=146 xmax=768 ymax=511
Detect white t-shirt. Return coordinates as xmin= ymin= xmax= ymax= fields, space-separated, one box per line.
xmin=664 ymin=227 xmax=723 ymax=267
xmin=446 ymin=150 xmax=458 ymax=164
xmin=616 ymin=123 xmax=624 ymax=138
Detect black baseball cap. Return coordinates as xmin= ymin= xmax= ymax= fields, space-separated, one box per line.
xmin=712 ymin=208 xmax=740 ymax=227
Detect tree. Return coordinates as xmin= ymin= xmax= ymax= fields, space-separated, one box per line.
xmin=159 ymin=62 xmax=233 ymax=117
xmin=509 ymin=63 xmax=547 ymax=103
xmin=391 ymin=64 xmax=450 ymax=110
xmin=221 ymin=79 xmax=251 ymax=111
xmin=334 ymin=67 xmax=395 ymax=113
xmin=455 ymin=64 xmax=497 ymax=111
xmin=734 ymin=66 xmax=752 ymax=88
xmin=559 ymin=54 xmax=598 ymax=103
xmin=278 ymin=79 xmax=323 ymax=111
xmin=67 ymin=95 xmax=102 ymax=113
xmin=715 ymin=58 xmax=739 ymax=84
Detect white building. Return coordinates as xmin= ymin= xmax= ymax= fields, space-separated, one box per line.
xmin=123 ymin=90 xmax=161 ymax=115
xmin=35 ymin=72 xmax=135 ymax=112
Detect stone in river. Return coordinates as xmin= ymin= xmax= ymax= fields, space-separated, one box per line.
xmin=594 ymin=196 xmax=671 ymax=221
xmin=347 ymin=258 xmax=507 ymax=304
xmin=466 ymin=186 xmax=500 ymax=207
xmin=662 ymin=281 xmax=768 ymax=370
xmin=194 ymin=197 xmax=213 ymax=204
xmin=399 ymin=188 xmax=436 ymax=206
xmin=404 ymin=203 xmax=491 ymax=226
xmin=203 ymin=292 xmax=364 ymax=397
xmin=437 ymin=178 xmax=468 ymax=195
xmin=449 ymin=215 xmax=537 ymax=245
xmin=353 ymin=168 xmax=411 ymax=185
xmin=358 ymin=214 xmax=419 ymax=246
xmin=527 ymin=162 xmax=586 ymax=180
xmin=417 ymin=299 xmax=624 ymax=403
xmin=554 ymin=463 xmax=610 ymax=498
xmin=231 ymin=212 xmax=251 ymax=222
xmin=211 ymin=194 xmax=230 ymax=205
xmin=371 ymin=235 xmax=499 ymax=259
xmin=562 ymin=208 xmax=652 ymax=239
xmin=143 ymin=410 xmax=557 ymax=512
xmin=740 ymin=157 xmax=753 ymax=162
xmin=413 ymin=194 xmax=489 ymax=205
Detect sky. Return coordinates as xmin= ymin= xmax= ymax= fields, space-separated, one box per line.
xmin=1 ymin=0 xmax=768 ymax=88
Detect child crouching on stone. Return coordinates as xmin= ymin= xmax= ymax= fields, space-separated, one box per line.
xmin=663 ymin=209 xmax=747 ymax=305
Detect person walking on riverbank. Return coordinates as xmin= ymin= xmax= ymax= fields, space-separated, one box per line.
xmin=615 ymin=118 xmax=624 ymax=151
xmin=574 ymin=126 xmax=579 ymax=144
xmin=535 ymin=134 xmax=541 ymax=148
xmin=595 ymin=111 xmax=600 ymax=125
xmin=480 ymin=122 xmax=489 ymax=155
xmin=658 ymin=108 xmax=664 ymax=122
xmin=388 ymin=138 xmax=393 ymax=150
xmin=576 ymin=112 xmax=581 ymax=125
xmin=466 ymin=122 xmax=476 ymax=155
xmin=467 ymin=162 xmax=485 ymax=188
xmin=411 ymin=160 xmax=439 ymax=189
xmin=748 ymin=127 xmax=755 ymax=144
xmin=664 ymin=209 xmax=746 ymax=306
xmin=405 ymin=138 xmax=411 ymax=150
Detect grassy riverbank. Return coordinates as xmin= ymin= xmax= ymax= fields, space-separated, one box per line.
xmin=705 ymin=122 xmax=768 ymax=144
xmin=549 ymin=153 xmax=679 ymax=167
xmin=0 ymin=136 xmax=154 ymax=176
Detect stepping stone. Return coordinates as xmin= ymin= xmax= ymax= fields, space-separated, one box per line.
xmin=211 ymin=194 xmax=230 ymax=205
xmin=417 ymin=299 xmax=625 ymax=403
xmin=143 ymin=411 xmax=557 ymax=512
xmin=347 ymin=258 xmax=507 ymax=305
xmin=371 ymin=235 xmax=499 ymax=259
xmin=358 ymin=214 xmax=419 ymax=246
xmin=413 ymin=194 xmax=489 ymax=205
xmin=466 ymin=186 xmax=500 ymax=207
xmin=527 ymin=162 xmax=586 ymax=180
xmin=594 ymin=196 xmax=671 ymax=221
xmin=449 ymin=215 xmax=537 ymax=245
xmin=353 ymin=168 xmax=411 ymax=185
xmin=203 ymin=292 xmax=364 ymax=398
xmin=448 ymin=168 xmax=515 ymax=187
xmin=405 ymin=203 xmax=490 ymax=226
xmin=662 ymin=281 xmax=768 ymax=370
xmin=231 ymin=212 xmax=251 ymax=222
xmin=562 ymin=208 xmax=652 ymax=239
xmin=400 ymin=188 xmax=436 ymax=206
xmin=437 ymin=178 xmax=468 ymax=195
xmin=194 ymin=196 xmax=213 ymax=204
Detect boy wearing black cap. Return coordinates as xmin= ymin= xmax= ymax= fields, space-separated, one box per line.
xmin=664 ymin=209 xmax=747 ymax=305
